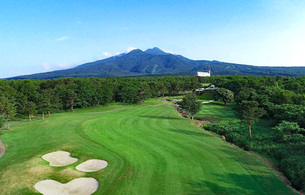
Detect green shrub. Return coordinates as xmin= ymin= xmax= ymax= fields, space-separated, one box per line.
xmin=280 ymin=156 xmax=305 ymax=191
xmin=203 ymin=119 xmax=252 ymax=150
xmin=273 ymin=121 xmax=303 ymax=134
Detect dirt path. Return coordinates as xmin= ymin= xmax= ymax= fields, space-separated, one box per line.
xmin=201 ymin=100 xmax=214 ymax=104
xmin=0 ymin=139 xmax=5 ymax=159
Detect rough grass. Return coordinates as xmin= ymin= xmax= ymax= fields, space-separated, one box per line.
xmin=0 ymin=100 xmax=296 ymax=194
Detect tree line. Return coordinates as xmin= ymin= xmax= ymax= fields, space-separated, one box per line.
xmin=0 ymin=76 xmax=201 ymax=125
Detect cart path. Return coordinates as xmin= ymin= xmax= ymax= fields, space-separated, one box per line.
xmin=4 ymin=120 xmax=27 ymax=128
xmin=0 ymin=139 xmax=5 ymax=159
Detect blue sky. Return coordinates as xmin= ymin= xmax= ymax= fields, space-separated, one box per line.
xmin=1 ymin=0 xmax=305 ymax=78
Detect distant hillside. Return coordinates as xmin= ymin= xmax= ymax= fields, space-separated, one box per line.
xmin=9 ymin=47 xmax=305 ymax=79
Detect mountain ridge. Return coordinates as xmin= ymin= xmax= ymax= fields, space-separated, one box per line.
xmin=8 ymin=47 xmax=305 ymax=80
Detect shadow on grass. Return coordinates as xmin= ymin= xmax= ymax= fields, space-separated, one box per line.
xmin=140 ymin=115 xmax=180 ymax=120
xmin=219 ymin=146 xmax=265 ymax=168
xmin=187 ymin=180 xmax=248 ymax=195
xmin=187 ymin=173 xmax=286 ymax=195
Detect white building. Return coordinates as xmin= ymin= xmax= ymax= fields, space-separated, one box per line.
xmin=196 ymin=71 xmax=211 ymax=77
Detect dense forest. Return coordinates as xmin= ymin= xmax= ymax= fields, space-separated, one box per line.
xmin=0 ymin=76 xmax=200 ymax=120
xmin=1 ymin=75 xmax=305 ymax=191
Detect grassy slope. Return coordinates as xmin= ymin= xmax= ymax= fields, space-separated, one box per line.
xmin=0 ymin=100 xmax=295 ymax=194
xmin=196 ymin=101 xmax=236 ymax=122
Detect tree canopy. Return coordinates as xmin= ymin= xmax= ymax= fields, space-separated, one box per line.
xmin=213 ymin=88 xmax=234 ymax=105
xmin=0 ymin=95 xmax=16 ymax=128
xmin=180 ymin=94 xmax=202 ymax=120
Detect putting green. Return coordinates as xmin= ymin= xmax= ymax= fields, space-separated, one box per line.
xmin=0 ymin=101 xmax=295 ymax=194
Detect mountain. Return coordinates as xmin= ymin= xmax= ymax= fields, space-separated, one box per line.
xmin=144 ymin=47 xmax=169 ymax=55
xmin=9 ymin=47 xmax=305 ymax=79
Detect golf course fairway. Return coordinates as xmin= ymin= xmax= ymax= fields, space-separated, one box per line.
xmin=0 ymin=101 xmax=296 ymax=194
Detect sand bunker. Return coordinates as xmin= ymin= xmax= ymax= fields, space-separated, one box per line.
xmin=34 ymin=177 xmax=99 ymax=195
xmin=76 ymin=159 xmax=108 ymax=172
xmin=0 ymin=139 xmax=5 ymax=158
xmin=42 ymin=151 xmax=78 ymax=167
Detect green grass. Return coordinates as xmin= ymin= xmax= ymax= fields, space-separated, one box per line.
xmin=0 ymin=100 xmax=295 ymax=194
xmin=198 ymin=92 xmax=214 ymax=101
xmin=195 ymin=101 xmax=236 ymax=122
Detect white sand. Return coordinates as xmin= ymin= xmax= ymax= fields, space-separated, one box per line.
xmin=76 ymin=159 xmax=108 ymax=172
xmin=202 ymin=100 xmax=214 ymax=104
xmin=42 ymin=151 xmax=78 ymax=167
xmin=34 ymin=177 xmax=99 ymax=195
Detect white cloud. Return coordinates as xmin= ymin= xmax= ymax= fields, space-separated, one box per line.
xmin=56 ymin=36 xmax=70 ymax=42
xmin=102 ymin=52 xmax=112 ymax=58
xmin=164 ymin=49 xmax=175 ymax=54
xmin=56 ymin=61 xmax=79 ymax=69
xmin=126 ymin=47 xmax=137 ymax=52
xmin=40 ymin=61 xmax=79 ymax=72
xmin=102 ymin=52 xmax=121 ymax=58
